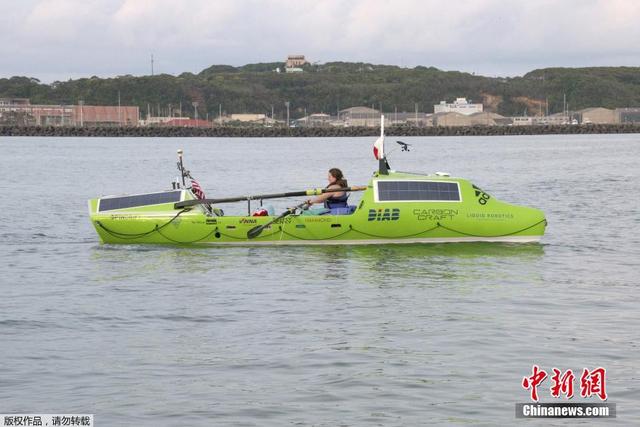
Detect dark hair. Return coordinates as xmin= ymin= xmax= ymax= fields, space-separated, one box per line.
xmin=329 ymin=168 xmax=348 ymax=187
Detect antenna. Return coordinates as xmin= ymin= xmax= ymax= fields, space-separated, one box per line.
xmin=151 ymin=54 xmax=154 ymax=76
xmin=176 ymin=149 xmax=186 ymax=187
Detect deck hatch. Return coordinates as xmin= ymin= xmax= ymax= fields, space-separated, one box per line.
xmin=376 ymin=181 xmax=461 ymax=202
xmin=99 ymin=191 xmax=182 ymax=211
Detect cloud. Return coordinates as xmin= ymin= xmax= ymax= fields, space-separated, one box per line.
xmin=1 ymin=0 xmax=639 ymax=81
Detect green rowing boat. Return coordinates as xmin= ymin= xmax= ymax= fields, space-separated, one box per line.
xmin=88 ymin=121 xmax=546 ymax=245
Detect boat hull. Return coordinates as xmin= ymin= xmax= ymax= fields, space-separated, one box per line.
xmin=89 ymin=177 xmax=547 ymax=246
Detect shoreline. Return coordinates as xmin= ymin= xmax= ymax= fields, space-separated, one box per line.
xmin=2 ymin=124 xmax=640 ymax=137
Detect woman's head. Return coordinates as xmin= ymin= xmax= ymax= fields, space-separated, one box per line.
xmin=328 ymin=168 xmax=347 ymax=187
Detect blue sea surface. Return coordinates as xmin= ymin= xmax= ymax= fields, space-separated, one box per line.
xmin=1 ymin=134 xmax=639 ymax=426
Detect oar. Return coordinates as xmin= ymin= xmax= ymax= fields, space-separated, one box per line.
xmin=175 ymin=185 xmax=367 ymax=209
xmin=247 ymin=201 xmax=310 ymax=239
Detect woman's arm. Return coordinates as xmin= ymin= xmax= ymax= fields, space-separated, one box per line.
xmin=307 ymin=185 xmax=345 ymax=205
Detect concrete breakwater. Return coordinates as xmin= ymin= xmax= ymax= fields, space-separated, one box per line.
xmin=2 ymin=124 xmax=640 ymax=138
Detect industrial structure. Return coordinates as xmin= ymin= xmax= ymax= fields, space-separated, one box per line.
xmin=0 ymin=98 xmax=138 ymax=127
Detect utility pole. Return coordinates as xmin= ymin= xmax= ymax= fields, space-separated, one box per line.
xmin=117 ymin=90 xmax=121 ymax=126
xmin=285 ymin=101 xmax=290 ymax=126
xmin=415 ymin=103 xmax=418 ymax=127
xmin=151 ymin=54 xmax=154 ymax=76
xmin=539 ymin=99 xmax=542 ymax=117
xmin=192 ymin=102 xmax=199 ymax=121
xmin=271 ymin=105 xmax=274 ymax=122
xmin=79 ymin=100 xmax=84 ymax=127
xmin=546 ymin=97 xmax=549 ymax=116
xmin=219 ymin=103 xmax=222 ymax=125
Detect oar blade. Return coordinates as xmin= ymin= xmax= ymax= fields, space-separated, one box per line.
xmin=247 ymin=225 xmax=265 ymax=239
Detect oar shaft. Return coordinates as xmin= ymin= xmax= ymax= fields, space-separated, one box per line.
xmin=175 ymin=186 xmax=367 ymax=208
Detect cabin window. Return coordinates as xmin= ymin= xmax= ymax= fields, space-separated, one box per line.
xmin=98 ymin=191 xmax=182 ymax=211
xmin=376 ymin=180 xmax=461 ymax=202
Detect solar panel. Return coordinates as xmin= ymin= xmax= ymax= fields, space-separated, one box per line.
xmin=377 ymin=181 xmax=460 ymax=202
xmin=98 ymin=191 xmax=182 ymax=211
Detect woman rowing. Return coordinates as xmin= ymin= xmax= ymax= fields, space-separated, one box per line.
xmin=307 ymin=168 xmax=349 ymax=208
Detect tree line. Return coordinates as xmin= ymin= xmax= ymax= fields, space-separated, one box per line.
xmin=1 ymin=63 xmax=639 ymax=119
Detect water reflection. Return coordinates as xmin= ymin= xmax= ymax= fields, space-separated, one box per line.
xmin=89 ymin=242 xmax=544 ymax=286
xmin=313 ymin=242 xmax=546 ymax=287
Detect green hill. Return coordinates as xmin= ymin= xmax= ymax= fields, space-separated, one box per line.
xmin=1 ymin=63 xmax=639 ymax=118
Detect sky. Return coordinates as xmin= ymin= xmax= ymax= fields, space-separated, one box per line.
xmin=2 ymin=0 xmax=640 ymax=82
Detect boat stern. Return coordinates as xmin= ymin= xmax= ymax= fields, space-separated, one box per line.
xmin=88 ymin=190 xmax=199 ymax=244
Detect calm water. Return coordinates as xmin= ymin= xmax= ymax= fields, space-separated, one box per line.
xmin=1 ymin=134 xmax=639 ymax=426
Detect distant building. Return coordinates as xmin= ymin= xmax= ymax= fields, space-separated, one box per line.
xmin=577 ymin=107 xmax=616 ymax=124
xmin=433 ymin=112 xmax=473 ymax=127
xmin=226 ymin=113 xmax=268 ymax=124
xmin=162 ymin=118 xmax=211 ymax=128
xmin=0 ymin=98 xmax=30 ymax=107
xmin=512 ymin=114 xmax=575 ymax=126
xmin=30 ymin=105 xmax=74 ymax=126
xmin=295 ymin=113 xmax=333 ymax=127
xmin=140 ymin=116 xmax=180 ymax=126
xmin=285 ymin=67 xmax=304 ymax=73
xmin=534 ymin=115 xmax=567 ymax=126
xmin=546 ymin=112 xmax=577 ymax=125
xmin=0 ymin=98 xmax=138 ymax=126
xmin=434 ymin=98 xmax=483 ymax=116
xmin=512 ymin=117 xmax=533 ymax=126
xmin=387 ymin=112 xmax=432 ymax=127
xmin=468 ymin=112 xmax=509 ymax=126
xmin=286 ymin=55 xmax=307 ymax=68
xmin=434 ymin=111 xmax=510 ymax=127
xmin=73 ymin=105 xmax=138 ymax=127
xmin=339 ymin=106 xmax=381 ymax=127
xmin=616 ymin=108 xmax=640 ymax=124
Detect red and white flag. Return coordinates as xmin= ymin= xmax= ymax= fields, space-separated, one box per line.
xmin=190 ymin=179 xmax=206 ymax=200
xmin=373 ymin=114 xmax=385 ymax=160
xmin=373 ymin=136 xmax=385 ymax=160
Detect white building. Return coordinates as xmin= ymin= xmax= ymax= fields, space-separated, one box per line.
xmin=434 ymin=98 xmax=483 ymax=116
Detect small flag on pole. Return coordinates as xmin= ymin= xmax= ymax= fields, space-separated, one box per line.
xmin=373 ymin=114 xmax=385 ymax=160
xmin=373 ymin=136 xmax=384 ymax=160
xmin=190 ymin=179 xmax=206 ymax=200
